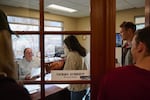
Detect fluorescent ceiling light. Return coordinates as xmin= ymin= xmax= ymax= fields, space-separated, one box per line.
xmin=47 ymin=4 xmax=77 ymax=13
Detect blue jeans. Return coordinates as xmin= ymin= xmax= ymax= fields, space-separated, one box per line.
xmin=71 ymin=89 xmax=87 ymax=100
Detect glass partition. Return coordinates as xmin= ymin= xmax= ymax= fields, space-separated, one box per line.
xmin=44 ymin=35 xmax=91 ymax=81
xmin=0 ymin=0 xmax=40 ymax=31
xmin=12 ymin=35 xmax=40 ymax=60
xmin=1 ymin=0 xmax=91 ymax=99
xmin=11 ymin=34 xmax=40 ymax=80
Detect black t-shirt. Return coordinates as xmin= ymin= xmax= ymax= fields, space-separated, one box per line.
xmin=0 ymin=76 xmax=31 ymax=100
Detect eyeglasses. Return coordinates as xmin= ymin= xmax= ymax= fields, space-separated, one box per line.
xmin=25 ymin=52 xmax=32 ymax=54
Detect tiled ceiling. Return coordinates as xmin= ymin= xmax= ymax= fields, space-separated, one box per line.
xmin=116 ymin=0 xmax=145 ymax=11
xmin=0 ymin=0 xmax=145 ymax=18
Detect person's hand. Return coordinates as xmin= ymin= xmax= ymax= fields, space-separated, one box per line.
xmin=24 ymin=74 xmax=31 ymax=80
xmin=31 ymin=75 xmax=40 ymax=80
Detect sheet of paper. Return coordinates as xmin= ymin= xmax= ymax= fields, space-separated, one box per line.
xmin=31 ymin=67 xmax=41 ymax=78
xmin=24 ymin=85 xmax=40 ymax=94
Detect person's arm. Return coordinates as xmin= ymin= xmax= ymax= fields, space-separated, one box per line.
xmin=63 ymin=52 xmax=78 ymax=70
xmin=50 ymin=60 xmax=65 ymax=70
xmin=18 ymin=61 xmax=31 ymax=80
xmin=19 ymin=68 xmax=31 ymax=80
xmin=18 ymin=64 xmax=26 ymax=80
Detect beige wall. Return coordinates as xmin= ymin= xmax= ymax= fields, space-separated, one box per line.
xmin=77 ymin=35 xmax=91 ymax=52
xmin=76 ymin=17 xmax=90 ymax=31
xmin=116 ymin=7 xmax=145 ymax=32
xmin=0 ymin=5 xmax=77 ymax=31
xmin=44 ymin=13 xmax=77 ymax=31
xmin=0 ymin=5 xmax=145 ymax=64
xmin=1 ymin=5 xmax=144 ymax=32
xmin=0 ymin=5 xmax=90 ymax=55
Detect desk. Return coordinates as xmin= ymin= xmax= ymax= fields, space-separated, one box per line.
xmin=24 ymin=73 xmax=70 ymax=100
xmin=25 ymin=84 xmax=70 ymax=100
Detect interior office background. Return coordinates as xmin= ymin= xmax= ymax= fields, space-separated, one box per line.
xmin=0 ymin=0 xmax=148 ymax=99
xmin=0 ymin=5 xmax=91 ymax=59
xmin=0 ymin=5 xmax=145 ymax=65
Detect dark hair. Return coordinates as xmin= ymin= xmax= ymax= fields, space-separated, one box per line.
xmin=23 ymin=48 xmax=30 ymax=58
xmin=135 ymin=25 xmax=150 ymax=53
xmin=120 ymin=21 xmax=136 ymax=32
xmin=0 ymin=9 xmax=16 ymax=35
xmin=64 ymin=35 xmax=86 ymax=57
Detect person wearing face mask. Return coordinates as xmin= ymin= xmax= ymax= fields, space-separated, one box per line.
xmin=17 ymin=48 xmax=40 ymax=80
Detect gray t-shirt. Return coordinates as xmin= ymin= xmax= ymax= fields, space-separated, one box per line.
xmin=17 ymin=57 xmax=40 ymax=80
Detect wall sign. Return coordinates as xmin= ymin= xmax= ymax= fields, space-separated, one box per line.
xmin=51 ymin=70 xmax=90 ymax=80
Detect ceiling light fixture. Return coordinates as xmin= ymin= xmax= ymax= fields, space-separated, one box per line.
xmin=47 ymin=4 xmax=77 ymax=13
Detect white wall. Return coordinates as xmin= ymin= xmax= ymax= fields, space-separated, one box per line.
xmin=115 ymin=47 xmax=122 ymax=65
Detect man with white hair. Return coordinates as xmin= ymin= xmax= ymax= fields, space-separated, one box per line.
xmin=18 ymin=48 xmax=40 ymax=80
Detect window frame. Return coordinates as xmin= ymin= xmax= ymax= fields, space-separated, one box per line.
xmin=8 ymin=15 xmax=63 ymax=31
xmin=134 ymin=16 xmax=145 ymax=30
xmin=10 ymin=1 xmax=91 ymax=99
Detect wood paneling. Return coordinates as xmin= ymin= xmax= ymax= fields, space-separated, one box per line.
xmin=91 ymin=0 xmax=116 ymax=99
xmin=145 ymin=0 xmax=150 ymax=26
xmin=40 ymin=0 xmax=45 ymax=99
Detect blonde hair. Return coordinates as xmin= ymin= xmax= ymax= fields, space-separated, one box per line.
xmin=0 ymin=30 xmax=17 ymax=79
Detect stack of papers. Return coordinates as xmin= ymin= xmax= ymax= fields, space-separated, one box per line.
xmin=31 ymin=67 xmax=41 ymax=78
xmin=24 ymin=85 xmax=40 ymax=94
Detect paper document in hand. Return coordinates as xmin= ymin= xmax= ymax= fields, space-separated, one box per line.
xmin=24 ymin=85 xmax=40 ymax=94
xmin=31 ymin=67 xmax=41 ymax=78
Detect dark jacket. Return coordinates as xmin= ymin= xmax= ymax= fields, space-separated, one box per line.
xmin=0 ymin=76 xmax=31 ymax=100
